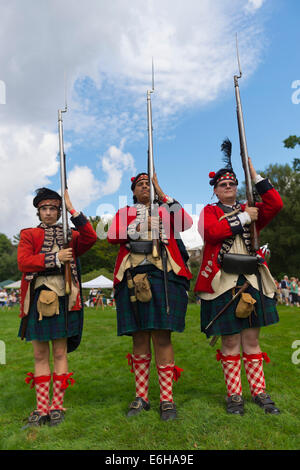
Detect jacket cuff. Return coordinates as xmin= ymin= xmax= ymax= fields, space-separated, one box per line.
xmin=71 ymin=212 xmax=88 ymax=228
xmin=255 ymin=178 xmax=273 ymax=196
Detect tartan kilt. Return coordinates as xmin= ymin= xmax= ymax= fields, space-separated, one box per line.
xmin=201 ymin=275 xmax=279 ymax=338
xmin=115 ymin=266 xmax=189 ymax=336
xmin=18 ymin=285 xmax=84 ymax=353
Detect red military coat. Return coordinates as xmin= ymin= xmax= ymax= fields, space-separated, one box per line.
xmin=194 ymin=179 xmax=283 ymax=293
xmin=18 ymin=214 xmax=97 ymax=318
xmin=107 ymin=203 xmax=193 ymax=285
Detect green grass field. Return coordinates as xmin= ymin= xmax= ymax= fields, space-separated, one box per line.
xmin=0 ymin=304 xmax=299 ymax=450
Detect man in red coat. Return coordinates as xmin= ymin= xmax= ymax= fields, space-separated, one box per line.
xmin=18 ymin=187 xmax=97 ymax=427
xmin=107 ymin=173 xmax=192 ymax=421
xmin=194 ymin=140 xmax=283 ymax=415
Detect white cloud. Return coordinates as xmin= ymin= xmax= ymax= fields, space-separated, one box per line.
xmin=97 ymin=140 xmax=136 ymax=197
xmin=0 ymin=0 xmax=267 ymax=237
xmin=0 ymin=0 xmax=266 ymax=130
xmin=0 ymin=125 xmax=58 ymax=237
xmin=245 ymin=0 xmax=265 ymax=13
xmin=67 ymin=140 xmax=135 ymax=216
xmin=67 ymin=165 xmax=102 ymax=212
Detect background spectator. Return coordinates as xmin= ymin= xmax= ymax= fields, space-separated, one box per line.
xmin=290 ymin=277 xmax=299 ymax=307
xmin=280 ymin=276 xmax=290 ymax=306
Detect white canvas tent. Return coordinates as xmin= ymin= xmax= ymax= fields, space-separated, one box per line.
xmin=82 ymin=275 xmax=113 ymax=289
xmin=5 ymin=280 xmax=21 ymax=289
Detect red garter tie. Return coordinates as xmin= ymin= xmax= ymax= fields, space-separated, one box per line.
xmin=243 ymin=351 xmax=270 ymax=363
xmin=157 ymin=364 xmax=184 ymax=382
xmin=216 ymin=349 xmax=241 ymax=362
xmin=25 ymin=372 xmax=51 ymax=388
xmin=25 ymin=372 xmax=35 ymax=389
xmin=126 ymin=353 xmax=134 ymax=373
xmin=173 ymin=365 xmax=184 ymax=382
xmin=60 ymin=373 xmax=75 ymax=390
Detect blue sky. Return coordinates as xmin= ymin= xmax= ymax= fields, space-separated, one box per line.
xmin=0 ymin=0 xmax=299 ymax=242
xmin=63 ymin=0 xmax=299 ymax=218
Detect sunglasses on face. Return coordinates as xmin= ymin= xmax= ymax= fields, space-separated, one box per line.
xmin=217 ymin=182 xmax=237 ymax=188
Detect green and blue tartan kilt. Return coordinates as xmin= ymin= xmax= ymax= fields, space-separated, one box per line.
xmin=200 ymin=275 xmax=279 ymax=338
xmin=18 ymin=285 xmax=84 ymax=353
xmin=115 ymin=266 xmax=190 ymax=336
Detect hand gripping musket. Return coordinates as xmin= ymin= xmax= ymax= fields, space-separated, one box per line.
xmin=58 ymin=90 xmax=72 ymax=331
xmin=234 ymin=34 xmax=259 ymax=252
xmin=146 ymin=61 xmax=170 ymax=314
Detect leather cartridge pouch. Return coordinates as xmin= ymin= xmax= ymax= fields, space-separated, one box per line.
xmin=235 ymin=292 xmax=256 ymax=318
xmin=133 ymin=273 xmax=152 ymax=303
xmin=37 ymin=290 xmax=60 ymax=321
xmin=222 ymin=253 xmax=258 ymax=275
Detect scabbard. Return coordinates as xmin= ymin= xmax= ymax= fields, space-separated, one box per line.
xmin=126 ymin=270 xmax=141 ymax=328
xmin=161 ymin=245 xmax=170 ymax=315
xmin=209 ymin=335 xmax=220 ymax=347
xmin=256 ymin=269 xmax=267 ymax=324
xmin=64 ymin=294 xmax=69 ymax=332
xmin=205 ymin=281 xmax=249 ymax=333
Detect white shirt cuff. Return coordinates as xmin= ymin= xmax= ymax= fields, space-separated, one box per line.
xmin=238 ymin=212 xmax=252 ymax=226
xmin=55 ymin=252 xmax=62 ymax=267
xmin=254 ymin=174 xmax=264 ymax=184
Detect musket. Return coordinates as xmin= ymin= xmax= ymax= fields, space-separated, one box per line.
xmin=147 ymin=59 xmax=160 ymax=260
xmin=146 ymin=60 xmax=170 ymax=314
xmin=234 ymin=36 xmax=267 ymax=322
xmin=58 ymin=78 xmax=72 ymax=330
xmin=234 ymin=34 xmax=259 ymax=252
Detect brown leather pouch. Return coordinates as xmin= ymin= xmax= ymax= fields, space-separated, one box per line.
xmin=235 ymin=292 xmax=256 ymax=318
xmin=37 ymin=290 xmax=60 ymax=321
xmin=133 ymin=273 xmax=152 ymax=303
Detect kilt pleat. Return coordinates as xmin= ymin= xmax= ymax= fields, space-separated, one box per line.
xmin=200 ymin=275 xmax=279 ymax=337
xmin=115 ymin=268 xmax=189 ymax=336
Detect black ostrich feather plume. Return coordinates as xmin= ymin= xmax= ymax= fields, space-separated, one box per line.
xmin=220 ymin=138 xmax=233 ymax=170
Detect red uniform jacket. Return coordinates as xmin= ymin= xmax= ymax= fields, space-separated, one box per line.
xmin=107 ymin=203 xmax=193 ymax=286
xmin=194 ymin=179 xmax=283 ymax=293
xmin=18 ymin=215 xmax=97 ymax=318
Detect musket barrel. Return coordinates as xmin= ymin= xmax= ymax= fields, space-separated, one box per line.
xmin=147 ymin=90 xmax=155 ymax=204
xmin=58 ymin=106 xmax=72 ymax=298
xmin=147 ymin=86 xmax=159 ymax=258
xmin=234 ymin=76 xmax=253 ymax=205
xmin=58 ymin=108 xmax=68 ymax=245
xmin=234 ymin=71 xmax=259 ymax=251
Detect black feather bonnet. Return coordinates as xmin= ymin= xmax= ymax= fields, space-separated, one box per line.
xmin=209 ymin=138 xmax=238 ymax=187
xmin=33 ymin=187 xmax=62 ymax=208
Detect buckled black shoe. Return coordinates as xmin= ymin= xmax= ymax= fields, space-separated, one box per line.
xmin=22 ymin=411 xmax=49 ymax=429
xmin=49 ymin=409 xmax=65 ymax=426
xmin=226 ymin=394 xmax=244 ymax=415
xmin=127 ymin=397 xmax=150 ymax=417
xmin=159 ymin=401 xmax=177 ymax=421
xmin=253 ymin=393 xmax=280 ymax=414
